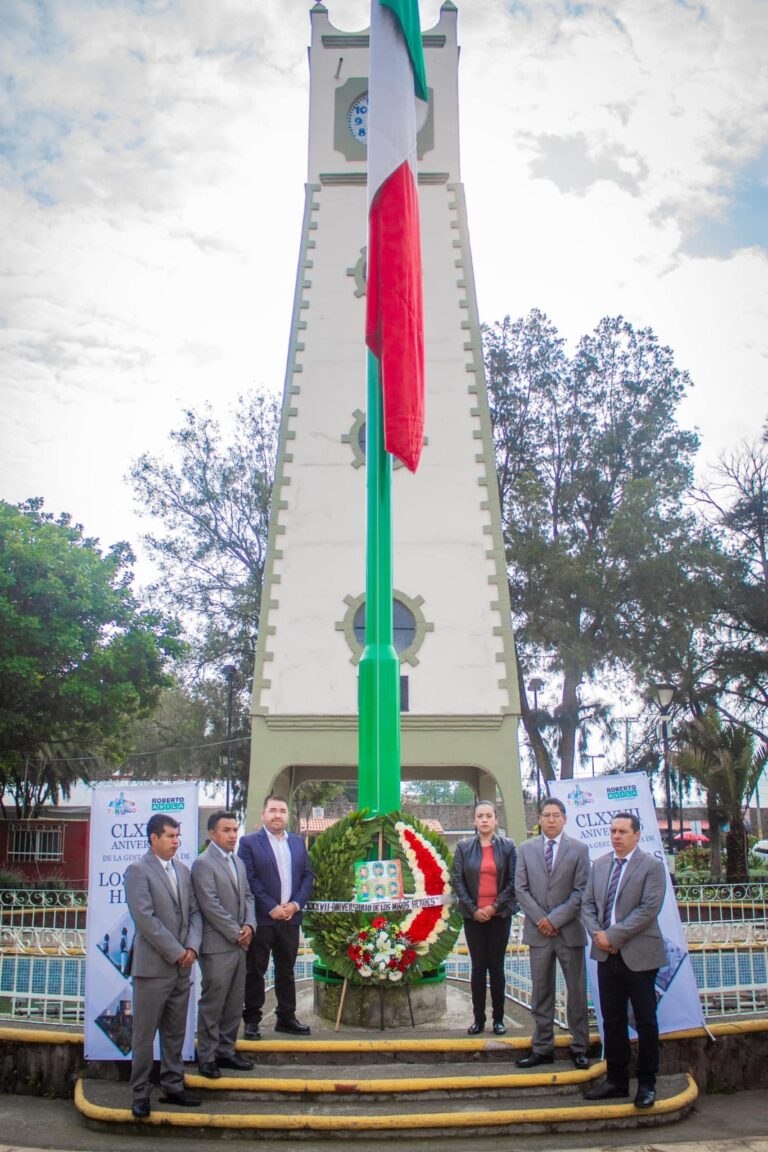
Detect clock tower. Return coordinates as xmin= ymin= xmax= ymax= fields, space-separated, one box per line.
xmin=245 ymin=1 xmax=526 ymax=841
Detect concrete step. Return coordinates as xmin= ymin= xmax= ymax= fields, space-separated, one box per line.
xmin=75 ymin=1071 xmax=697 ymax=1138
xmin=183 ymin=1056 xmax=605 ymax=1102
xmin=226 ymin=1031 xmax=597 ymax=1065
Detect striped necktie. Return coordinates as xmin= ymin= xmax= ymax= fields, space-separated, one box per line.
xmin=602 ymin=857 xmax=625 ymax=925
xmin=545 ymin=839 xmax=555 ymax=874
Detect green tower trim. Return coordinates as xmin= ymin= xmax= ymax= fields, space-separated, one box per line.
xmin=448 ymin=181 xmax=521 ymax=717
xmin=250 ymin=182 xmax=321 ymax=717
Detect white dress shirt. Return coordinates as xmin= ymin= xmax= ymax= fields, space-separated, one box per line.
xmin=265 ymin=828 xmax=293 ymax=905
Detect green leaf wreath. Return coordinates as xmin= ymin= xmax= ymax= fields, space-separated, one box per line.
xmin=303 ymin=809 xmax=461 ymax=985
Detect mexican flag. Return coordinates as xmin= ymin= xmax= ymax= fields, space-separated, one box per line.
xmin=365 ymin=0 xmax=428 ymax=473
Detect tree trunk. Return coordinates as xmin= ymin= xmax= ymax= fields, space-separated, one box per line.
xmin=516 ymin=653 xmax=555 ymax=783
xmin=707 ymin=791 xmax=722 ymax=880
xmin=557 ymin=667 xmax=581 ymax=780
xmin=725 ymin=811 xmax=749 ymax=883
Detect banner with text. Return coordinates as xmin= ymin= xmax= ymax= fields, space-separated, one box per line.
xmin=549 ymin=772 xmax=704 ymax=1036
xmin=84 ymin=783 xmax=199 ymax=1060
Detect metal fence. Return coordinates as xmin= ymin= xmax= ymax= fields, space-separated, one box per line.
xmin=0 ymin=890 xmax=88 ymax=1022
xmin=1 ymin=884 xmax=767 ymax=1026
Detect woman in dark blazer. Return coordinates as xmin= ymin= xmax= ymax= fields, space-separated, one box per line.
xmin=451 ymin=801 xmax=517 ymax=1035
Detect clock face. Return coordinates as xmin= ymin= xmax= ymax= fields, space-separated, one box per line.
xmin=347 ymin=93 xmax=368 ymax=142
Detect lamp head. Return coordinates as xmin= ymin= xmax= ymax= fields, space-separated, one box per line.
xmin=653 ymin=682 xmax=675 ymax=712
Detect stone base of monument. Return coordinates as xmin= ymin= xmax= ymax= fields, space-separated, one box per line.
xmin=313 ymin=965 xmax=447 ymax=1028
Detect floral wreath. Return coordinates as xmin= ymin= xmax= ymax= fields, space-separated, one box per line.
xmin=303 ymin=810 xmax=461 ymax=984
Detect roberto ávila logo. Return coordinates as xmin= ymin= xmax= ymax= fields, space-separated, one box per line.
xmin=606 ymin=785 xmax=638 ymax=800
xmin=151 ymin=796 xmax=185 ymax=812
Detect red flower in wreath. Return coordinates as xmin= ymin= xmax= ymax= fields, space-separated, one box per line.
xmin=371 ymin=916 xmax=388 ymax=929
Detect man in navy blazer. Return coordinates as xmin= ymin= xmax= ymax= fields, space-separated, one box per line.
xmin=237 ymin=793 xmax=314 ymax=1038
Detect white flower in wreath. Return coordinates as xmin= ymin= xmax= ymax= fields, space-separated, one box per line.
xmin=359 ymin=964 xmax=372 ymax=977
xmin=376 ymin=932 xmax=390 ymax=949
xmin=388 ymin=969 xmax=403 ymax=981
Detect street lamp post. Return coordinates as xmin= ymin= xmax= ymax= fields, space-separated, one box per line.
xmin=528 ymin=677 xmax=546 ymax=807
xmin=222 ymin=664 xmax=237 ymax=811
xmin=585 ymin=752 xmax=605 ymax=778
xmin=653 ymin=683 xmax=676 ymax=857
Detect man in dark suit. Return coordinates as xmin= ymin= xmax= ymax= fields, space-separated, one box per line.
xmin=581 ymin=812 xmax=667 ymax=1109
xmin=514 ymin=796 xmax=591 ymax=1069
xmin=238 ymin=793 xmax=314 ymax=1038
xmin=191 ymin=810 xmax=256 ymax=1078
xmin=124 ymin=813 xmax=202 ymax=1119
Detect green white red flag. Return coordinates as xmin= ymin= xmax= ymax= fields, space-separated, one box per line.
xmin=365 ymin=0 xmax=428 ymax=473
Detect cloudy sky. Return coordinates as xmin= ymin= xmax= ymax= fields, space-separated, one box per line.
xmin=2 ymin=0 xmax=766 ymax=572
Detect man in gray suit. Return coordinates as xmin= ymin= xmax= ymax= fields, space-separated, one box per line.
xmin=191 ymin=810 xmax=256 ymax=1079
xmin=514 ymin=797 xmax=591 ymax=1069
xmin=124 ymin=813 xmax=202 ymax=1119
xmin=581 ymin=812 xmax=667 ymax=1109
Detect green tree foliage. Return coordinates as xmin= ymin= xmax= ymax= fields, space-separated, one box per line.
xmin=675 ymin=710 xmax=768 ymax=881
xmin=402 ymin=781 xmax=475 ymax=805
xmin=0 ymin=499 xmax=181 ymax=816
xmin=292 ymin=781 xmax=346 ymax=835
xmin=128 ymin=391 xmax=278 ymax=809
xmin=695 ymin=440 xmax=768 ymax=734
xmin=485 ymin=310 xmax=711 ymax=780
xmin=119 ymin=683 xmax=251 ymax=813
xmin=129 ymin=391 xmax=279 ymax=679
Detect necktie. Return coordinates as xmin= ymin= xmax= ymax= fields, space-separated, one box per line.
xmin=602 ymin=857 xmax=625 ymax=925
xmin=545 ymin=839 xmax=555 ymax=874
xmin=227 ymin=853 xmax=239 ymax=889
xmin=165 ymin=860 xmax=179 ymax=898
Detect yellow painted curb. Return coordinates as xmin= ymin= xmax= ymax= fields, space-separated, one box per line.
xmin=184 ymin=1061 xmax=607 ymax=1094
xmin=0 ymin=1026 xmax=83 ymax=1044
xmin=660 ymin=1019 xmax=768 ymax=1040
xmin=74 ymin=1073 xmax=698 ymax=1131
xmin=2 ymin=1018 xmax=768 ymax=1050
xmin=238 ymin=1032 xmax=601 ymax=1053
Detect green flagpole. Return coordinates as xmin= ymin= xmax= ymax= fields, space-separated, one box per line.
xmin=358 ymin=350 xmax=401 ymax=816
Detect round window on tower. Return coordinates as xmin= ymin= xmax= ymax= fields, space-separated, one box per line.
xmin=353 ymin=598 xmax=416 ymax=654
xmin=336 ymin=590 xmax=433 ymax=667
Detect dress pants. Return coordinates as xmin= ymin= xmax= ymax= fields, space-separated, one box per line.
xmin=130 ymin=966 xmax=191 ymax=1099
xmin=529 ymin=936 xmax=589 ymax=1055
xmin=597 ymin=952 xmax=659 ymax=1088
xmin=244 ymin=922 xmax=300 ymax=1025
xmin=463 ymin=915 xmax=512 ymax=1025
xmin=197 ymin=948 xmax=246 ymax=1064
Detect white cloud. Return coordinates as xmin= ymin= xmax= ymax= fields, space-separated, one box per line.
xmin=0 ymin=0 xmax=766 ymax=570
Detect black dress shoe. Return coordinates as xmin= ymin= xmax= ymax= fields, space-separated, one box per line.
xmin=583 ymin=1081 xmax=630 ymax=1100
xmin=160 ymin=1090 xmax=202 ymax=1107
xmin=217 ymin=1053 xmax=254 ymax=1071
xmin=571 ymin=1052 xmax=590 ymax=1070
xmin=492 ymin=1021 xmax=506 ymax=1035
xmin=515 ymin=1050 xmax=554 ymax=1068
xmin=198 ymin=1061 xmax=221 ymax=1079
xmin=243 ymin=1024 xmax=261 ymax=1040
xmin=274 ymin=1017 xmax=311 ymax=1035
xmin=131 ymin=1097 xmax=151 ymax=1119
xmin=467 ymin=1021 xmax=485 ymax=1035
xmin=634 ymin=1086 xmax=656 ymax=1109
